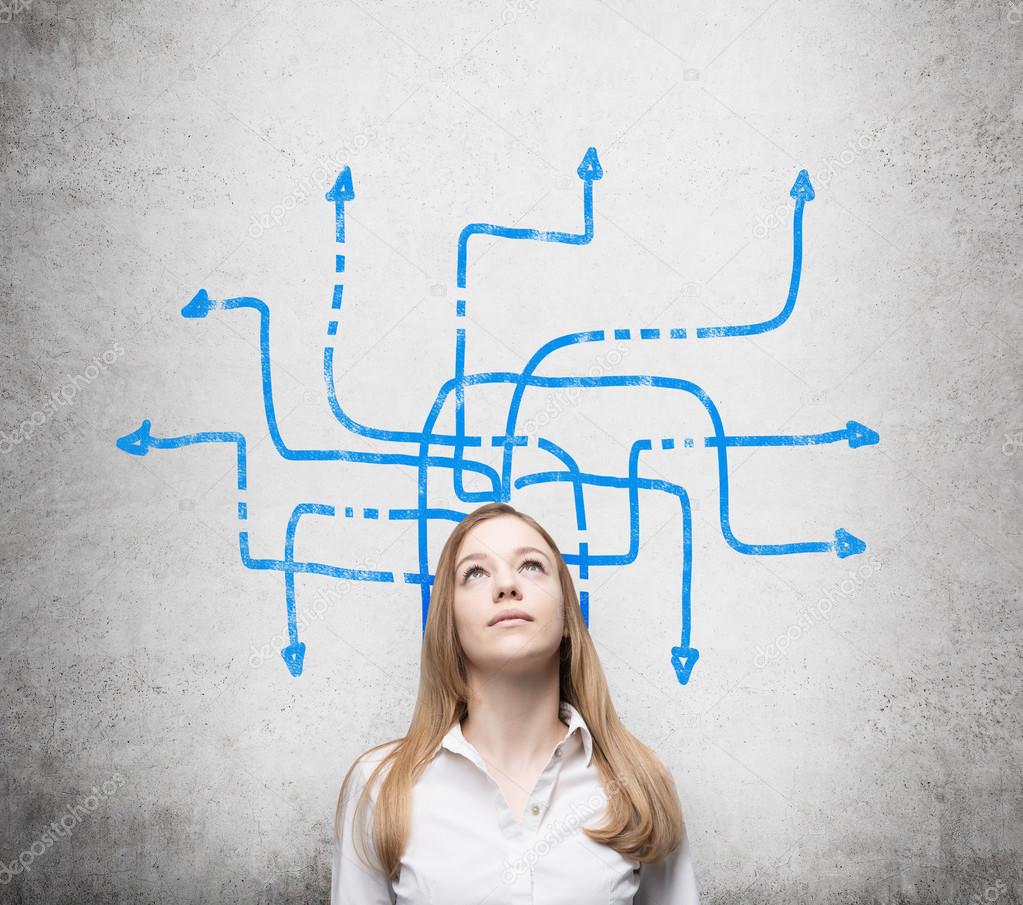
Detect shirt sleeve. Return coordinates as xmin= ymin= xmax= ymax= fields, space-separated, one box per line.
xmin=330 ymin=757 xmax=396 ymax=905
xmin=633 ymin=818 xmax=700 ymax=905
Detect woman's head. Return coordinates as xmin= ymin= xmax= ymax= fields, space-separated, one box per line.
xmin=429 ymin=502 xmax=577 ymax=695
xmin=439 ymin=505 xmax=572 ymax=687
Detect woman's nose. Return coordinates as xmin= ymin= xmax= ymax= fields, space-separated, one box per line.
xmin=494 ymin=568 xmax=522 ymax=600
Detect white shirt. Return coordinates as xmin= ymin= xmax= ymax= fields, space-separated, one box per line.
xmin=331 ymin=700 xmax=700 ymax=904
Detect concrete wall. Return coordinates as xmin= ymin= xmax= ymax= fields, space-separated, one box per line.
xmin=1 ymin=1 xmax=1020 ymax=902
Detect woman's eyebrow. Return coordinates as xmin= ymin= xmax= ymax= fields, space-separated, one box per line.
xmin=455 ymin=545 xmax=550 ymax=572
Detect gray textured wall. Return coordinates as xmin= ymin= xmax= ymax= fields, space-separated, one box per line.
xmin=2 ymin=1 xmax=1021 ymax=903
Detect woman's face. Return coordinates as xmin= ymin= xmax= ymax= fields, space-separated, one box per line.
xmin=452 ymin=514 xmax=566 ymax=676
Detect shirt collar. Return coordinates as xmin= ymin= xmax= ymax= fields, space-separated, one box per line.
xmin=439 ymin=699 xmax=594 ymax=768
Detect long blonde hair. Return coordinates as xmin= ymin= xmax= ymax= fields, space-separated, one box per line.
xmin=334 ymin=501 xmax=685 ymax=879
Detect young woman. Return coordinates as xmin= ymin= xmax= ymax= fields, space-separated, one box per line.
xmin=331 ymin=501 xmax=700 ymax=904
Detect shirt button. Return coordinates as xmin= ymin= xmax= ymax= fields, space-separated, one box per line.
xmin=530 ymin=804 xmax=540 ymax=816
xmin=554 ymin=747 xmax=562 ymax=758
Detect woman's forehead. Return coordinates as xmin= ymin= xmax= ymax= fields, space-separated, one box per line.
xmin=458 ymin=515 xmax=549 ymax=557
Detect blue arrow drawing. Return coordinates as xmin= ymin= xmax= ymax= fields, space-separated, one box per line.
xmin=116 ymin=148 xmax=879 ymax=682
xmin=696 ymin=169 xmax=815 ymax=338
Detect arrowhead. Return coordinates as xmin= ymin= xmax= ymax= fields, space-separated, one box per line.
xmin=846 ymin=420 xmax=880 ymax=449
xmin=281 ymin=641 xmax=306 ymax=677
xmin=115 ymin=418 xmax=153 ymax=456
xmin=325 ymin=167 xmax=355 ymax=203
xmin=576 ymin=147 xmax=603 ymax=182
xmin=789 ymin=168 xmax=815 ymax=202
xmin=181 ymin=288 xmax=213 ymax=319
xmin=670 ymin=646 xmax=700 ymax=685
xmin=834 ymin=528 xmax=866 ymax=558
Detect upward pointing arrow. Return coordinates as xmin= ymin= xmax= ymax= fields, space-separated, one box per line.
xmin=325 ymin=167 xmax=355 ymax=243
xmin=789 ymin=168 xmax=815 ymax=202
xmin=576 ymin=147 xmax=604 ymax=182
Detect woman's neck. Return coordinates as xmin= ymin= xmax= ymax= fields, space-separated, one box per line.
xmin=460 ymin=684 xmax=568 ymax=773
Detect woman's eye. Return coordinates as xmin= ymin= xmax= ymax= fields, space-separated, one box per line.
xmin=462 ymin=560 xmax=543 ymax=581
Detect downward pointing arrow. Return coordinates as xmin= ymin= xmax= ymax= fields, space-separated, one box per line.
xmin=671 ymin=646 xmax=700 ymax=685
xmin=281 ymin=641 xmax=306 ymax=677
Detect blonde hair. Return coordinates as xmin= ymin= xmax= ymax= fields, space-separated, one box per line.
xmin=334 ymin=501 xmax=685 ymax=880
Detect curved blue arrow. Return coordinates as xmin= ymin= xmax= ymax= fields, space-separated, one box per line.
xmin=441 ymin=327 xmax=865 ymax=556
xmin=492 ymin=327 xmax=865 ymax=557
xmin=184 ymin=290 xmax=480 ymax=450
xmin=241 ymin=501 xmax=394 ymax=676
xmin=456 ymin=147 xmax=603 ymax=290
xmin=696 ymin=169 xmax=815 ymax=338
xmin=180 ymin=289 xmax=502 ymax=491
xmin=115 ymin=419 xmax=247 ymax=490
xmin=281 ymin=503 xmax=334 ymax=676
xmin=451 ymin=149 xmax=603 ymax=500
xmin=315 ymin=182 xmax=493 ymax=482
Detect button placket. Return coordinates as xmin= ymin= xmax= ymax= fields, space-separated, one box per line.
xmin=525 ymin=759 xmax=560 ymax=833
